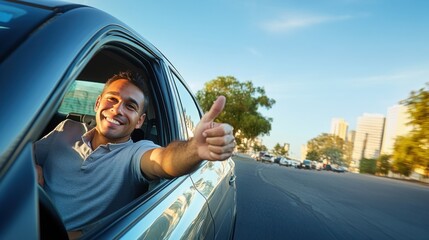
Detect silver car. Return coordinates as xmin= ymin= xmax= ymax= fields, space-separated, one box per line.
xmin=0 ymin=1 xmax=236 ymax=239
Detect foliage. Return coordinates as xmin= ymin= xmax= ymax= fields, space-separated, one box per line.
xmin=376 ymin=154 xmax=390 ymax=176
xmin=391 ymin=136 xmax=417 ymax=176
xmin=392 ymin=82 xmax=429 ymax=176
xmin=306 ymin=133 xmax=346 ymax=165
xmin=359 ymin=158 xmax=377 ymax=174
xmin=306 ymin=150 xmax=319 ymax=161
xmin=253 ymin=144 xmax=268 ymax=153
xmin=196 ymin=76 xmax=275 ymax=151
xmin=272 ymin=143 xmax=289 ymax=156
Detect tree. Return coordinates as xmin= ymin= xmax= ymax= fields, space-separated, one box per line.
xmin=196 ymin=76 xmax=276 ymax=151
xmin=391 ymin=136 xmax=417 ymax=177
xmin=306 ymin=133 xmax=346 ymax=165
xmin=398 ymin=82 xmax=429 ymax=175
xmin=253 ymin=143 xmax=267 ymax=153
xmin=306 ymin=150 xmax=319 ymax=161
xmin=376 ymin=154 xmax=390 ymax=176
xmin=360 ymin=158 xmax=377 ymax=174
xmin=272 ymin=143 xmax=289 ymax=156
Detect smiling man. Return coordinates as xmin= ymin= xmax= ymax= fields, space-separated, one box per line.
xmin=35 ymin=71 xmax=235 ymax=235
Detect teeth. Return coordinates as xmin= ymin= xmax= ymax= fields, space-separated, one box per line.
xmin=106 ymin=117 xmax=120 ymax=125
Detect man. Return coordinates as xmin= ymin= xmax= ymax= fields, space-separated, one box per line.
xmin=35 ymin=71 xmax=235 ymax=235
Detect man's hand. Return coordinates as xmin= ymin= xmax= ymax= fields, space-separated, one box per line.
xmin=193 ymin=96 xmax=235 ymax=161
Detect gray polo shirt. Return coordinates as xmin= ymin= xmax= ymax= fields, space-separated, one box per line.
xmin=35 ymin=119 xmax=159 ymax=231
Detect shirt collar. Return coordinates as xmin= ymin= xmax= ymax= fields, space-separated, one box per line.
xmin=82 ymin=128 xmax=133 ymax=151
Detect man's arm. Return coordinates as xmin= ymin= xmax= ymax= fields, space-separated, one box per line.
xmin=140 ymin=96 xmax=235 ymax=179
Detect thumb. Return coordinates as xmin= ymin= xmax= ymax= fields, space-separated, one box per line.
xmin=201 ymin=96 xmax=226 ymax=123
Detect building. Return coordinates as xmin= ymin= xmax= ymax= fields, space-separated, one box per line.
xmin=351 ymin=113 xmax=385 ymax=169
xmin=330 ymin=118 xmax=349 ymax=141
xmin=381 ymin=105 xmax=412 ymax=155
xmin=300 ymin=144 xmax=307 ymax=161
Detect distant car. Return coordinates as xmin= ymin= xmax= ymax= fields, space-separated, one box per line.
xmin=261 ymin=154 xmax=273 ymax=163
xmin=278 ymin=157 xmax=289 ymax=166
xmin=332 ymin=166 xmax=347 ymax=173
xmin=0 ymin=1 xmax=236 ymax=239
xmin=290 ymin=160 xmax=299 ymax=168
xmin=273 ymin=156 xmax=283 ymax=164
xmin=256 ymin=151 xmax=266 ymax=161
xmin=325 ymin=164 xmax=347 ymax=173
xmin=299 ymin=160 xmax=312 ymax=169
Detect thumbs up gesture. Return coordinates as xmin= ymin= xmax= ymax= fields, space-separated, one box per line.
xmin=193 ymin=96 xmax=235 ymax=161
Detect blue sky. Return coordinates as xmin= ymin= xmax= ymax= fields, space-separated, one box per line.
xmin=70 ymin=0 xmax=429 ymax=158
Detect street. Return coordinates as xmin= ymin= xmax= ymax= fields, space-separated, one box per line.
xmin=232 ymin=155 xmax=429 ymax=240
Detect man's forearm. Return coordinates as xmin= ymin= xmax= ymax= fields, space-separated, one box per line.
xmin=142 ymin=138 xmax=202 ymax=179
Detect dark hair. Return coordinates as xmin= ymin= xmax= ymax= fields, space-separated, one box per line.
xmin=103 ymin=71 xmax=149 ymax=115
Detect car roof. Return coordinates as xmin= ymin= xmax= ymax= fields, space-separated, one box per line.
xmin=0 ymin=1 xmax=88 ymax=61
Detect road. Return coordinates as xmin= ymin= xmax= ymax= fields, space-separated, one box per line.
xmin=232 ymin=155 xmax=429 ymax=240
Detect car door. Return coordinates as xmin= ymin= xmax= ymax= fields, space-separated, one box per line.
xmin=169 ymin=70 xmax=237 ymax=239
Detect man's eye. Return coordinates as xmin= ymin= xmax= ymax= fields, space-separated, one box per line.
xmin=127 ymin=104 xmax=138 ymax=111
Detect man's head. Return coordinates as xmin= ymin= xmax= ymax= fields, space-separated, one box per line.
xmin=94 ymin=71 xmax=148 ymax=143
xmin=102 ymin=71 xmax=149 ymax=114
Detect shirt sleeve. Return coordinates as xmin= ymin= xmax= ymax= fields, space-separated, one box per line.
xmin=131 ymin=140 xmax=160 ymax=183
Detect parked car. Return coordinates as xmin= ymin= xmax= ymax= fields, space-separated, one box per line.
xmin=299 ymin=160 xmax=312 ymax=169
xmin=273 ymin=156 xmax=283 ymax=164
xmin=324 ymin=164 xmax=347 ymax=173
xmin=278 ymin=157 xmax=290 ymax=166
xmin=256 ymin=151 xmax=266 ymax=161
xmin=0 ymin=1 xmax=236 ymax=239
xmin=261 ymin=154 xmax=274 ymax=163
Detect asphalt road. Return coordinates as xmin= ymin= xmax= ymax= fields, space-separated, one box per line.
xmin=232 ymin=155 xmax=429 ymax=240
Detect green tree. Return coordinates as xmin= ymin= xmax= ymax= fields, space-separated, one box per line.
xmin=398 ymin=82 xmax=429 ymax=175
xmin=391 ymin=136 xmax=417 ymax=177
xmin=306 ymin=150 xmax=319 ymax=161
xmin=306 ymin=133 xmax=346 ymax=165
xmin=376 ymin=154 xmax=390 ymax=176
xmin=272 ymin=143 xmax=289 ymax=156
xmin=253 ymin=144 xmax=267 ymax=153
xmin=196 ymin=76 xmax=276 ymax=151
xmin=360 ymin=158 xmax=377 ymax=174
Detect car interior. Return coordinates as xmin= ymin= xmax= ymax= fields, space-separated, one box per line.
xmin=41 ymin=46 xmax=160 ymax=143
xmin=37 ymin=44 xmax=166 ymax=239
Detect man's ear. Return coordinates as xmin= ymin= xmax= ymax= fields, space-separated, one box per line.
xmin=136 ymin=113 xmax=146 ymax=129
xmin=94 ymin=95 xmax=101 ymax=112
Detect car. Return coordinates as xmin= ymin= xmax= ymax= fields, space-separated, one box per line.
xmin=256 ymin=151 xmax=267 ymax=161
xmin=324 ymin=164 xmax=347 ymax=173
xmin=299 ymin=160 xmax=312 ymax=169
xmin=261 ymin=154 xmax=273 ymax=163
xmin=0 ymin=1 xmax=236 ymax=239
xmin=278 ymin=157 xmax=290 ymax=166
xmin=273 ymin=156 xmax=282 ymax=164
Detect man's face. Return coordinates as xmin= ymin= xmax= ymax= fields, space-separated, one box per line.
xmin=94 ymin=79 xmax=145 ymax=143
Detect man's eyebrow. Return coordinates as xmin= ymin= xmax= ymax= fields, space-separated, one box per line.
xmin=104 ymin=91 xmax=141 ymax=108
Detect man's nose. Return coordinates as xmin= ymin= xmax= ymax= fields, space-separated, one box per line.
xmin=111 ymin=101 xmax=125 ymax=115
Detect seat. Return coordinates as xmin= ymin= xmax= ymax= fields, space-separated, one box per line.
xmin=66 ymin=112 xmax=96 ymax=129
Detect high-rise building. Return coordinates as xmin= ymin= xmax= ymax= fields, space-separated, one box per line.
xmin=381 ymin=105 xmax=412 ymax=155
xmin=351 ymin=113 xmax=385 ymax=168
xmin=330 ymin=118 xmax=349 ymax=141
xmin=301 ymin=144 xmax=307 ymax=161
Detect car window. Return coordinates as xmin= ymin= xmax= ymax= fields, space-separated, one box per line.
xmin=171 ymin=72 xmax=201 ymax=139
xmin=58 ymin=80 xmax=103 ymax=115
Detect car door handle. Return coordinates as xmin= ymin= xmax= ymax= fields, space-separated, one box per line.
xmin=229 ymin=175 xmax=236 ymax=185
